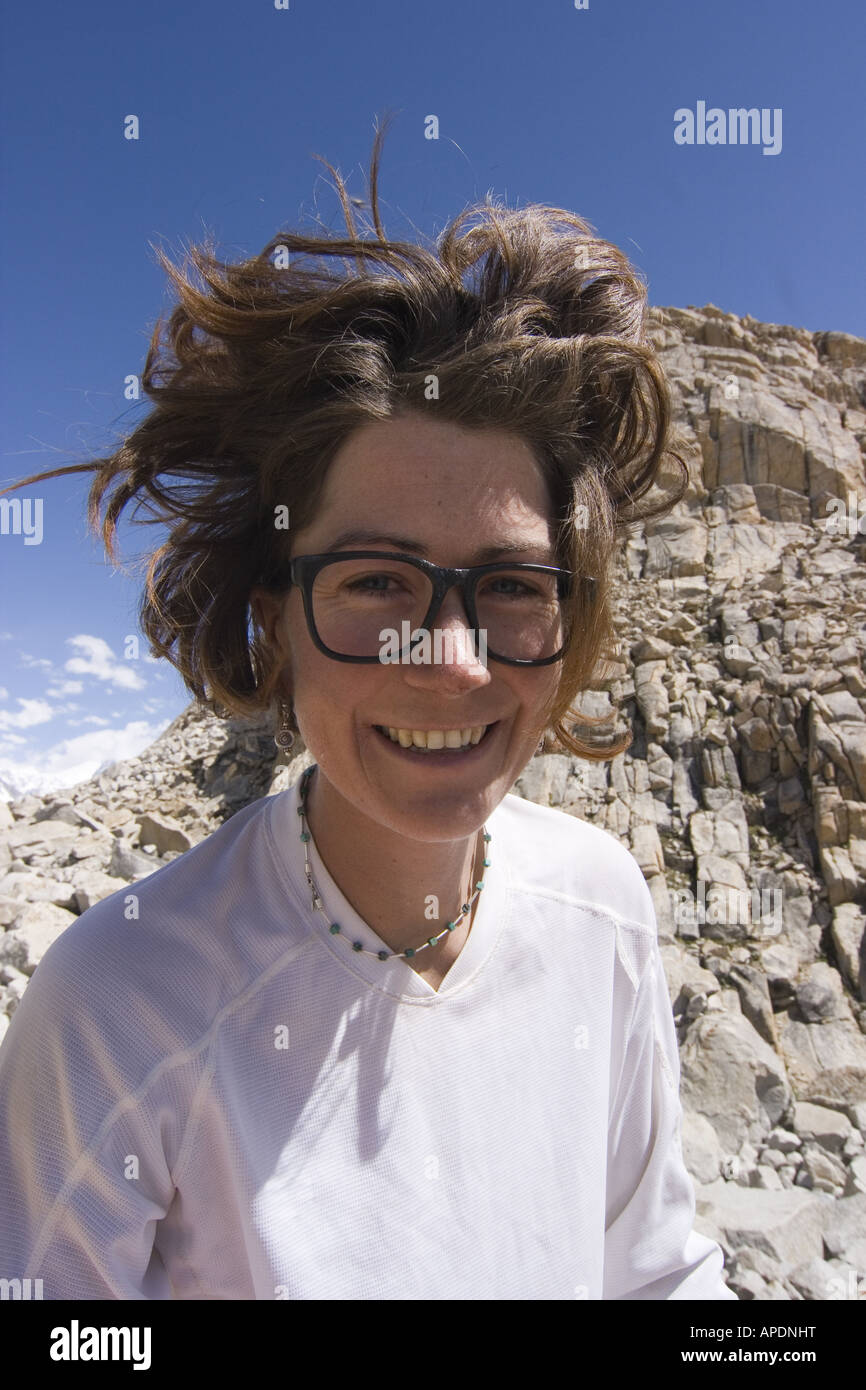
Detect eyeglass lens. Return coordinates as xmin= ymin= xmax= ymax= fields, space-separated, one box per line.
xmin=310 ymin=557 xmax=567 ymax=661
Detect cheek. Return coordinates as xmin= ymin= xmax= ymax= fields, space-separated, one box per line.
xmin=516 ymin=667 xmax=560 ymax=710
xmin=291 ymin=642 xmax=378 ymax=724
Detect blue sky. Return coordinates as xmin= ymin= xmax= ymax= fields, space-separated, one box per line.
xmin=1 ymin=0 xmax=863 ymax=798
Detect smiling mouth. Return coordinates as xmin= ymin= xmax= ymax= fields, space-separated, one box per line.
xmin=372 ymin=722 xmax=497 ymax=752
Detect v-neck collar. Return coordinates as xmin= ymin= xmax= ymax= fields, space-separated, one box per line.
xmin=266 ymin=769 xmax=511 ymax=1001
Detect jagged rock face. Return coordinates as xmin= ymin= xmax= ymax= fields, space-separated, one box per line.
xmin=1 ymin=304 xmax=865 ymax=1301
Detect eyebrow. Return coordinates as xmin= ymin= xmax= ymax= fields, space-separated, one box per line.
xmin=322 ymin=529 xmax=557 ymax=564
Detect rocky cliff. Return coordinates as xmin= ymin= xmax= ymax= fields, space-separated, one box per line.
xmin=1 ymin=303 xmax=865 ymax=1300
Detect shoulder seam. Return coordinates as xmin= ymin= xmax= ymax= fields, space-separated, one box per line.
xmin=607 ymin=944 xmax=664 ymax=1135
xmin=506 ymin=878 xmax=656 ymax=940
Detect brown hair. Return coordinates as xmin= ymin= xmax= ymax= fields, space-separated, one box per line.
xmin=0 ymin=113 xmax=686 ymax=759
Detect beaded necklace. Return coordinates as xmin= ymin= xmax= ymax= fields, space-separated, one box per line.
xmin=296 ymin=763 xmax=492 ymax=961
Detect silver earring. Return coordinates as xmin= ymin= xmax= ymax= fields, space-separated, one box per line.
xmin=274 ymin=701 xmax=296 ymax=752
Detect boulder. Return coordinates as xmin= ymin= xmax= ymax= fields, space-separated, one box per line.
xmin=679 ymin=1011 xmax=792 ymax=1153
xmin=0 ymin=902 xmax=78 ymax=974
xmin=692 ymin=1179 xmax=832 ymax=1269
xmin=136 ymin=812 xmax=193 ymax=855
xmin=830 ymin=903 xmax=865 ymax=1000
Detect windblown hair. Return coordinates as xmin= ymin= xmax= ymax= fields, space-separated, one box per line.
xmin=1 ymin=115 xmax=687 ymax=759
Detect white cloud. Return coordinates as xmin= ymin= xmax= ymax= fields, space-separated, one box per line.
xmin=142 ymin=699 xmax=169 ymax=714
xmin=0 ymin=698 xmax=54 ymax=731
xmin=18 ymin=652 xmax=53 ymax=671
xmin=0 ymin=632 xmax=13 ymax=641
xmin=64 ymin=635 xmax=146 ymax=691
xmin=0 ymin=687 xmax=7 ymax=701
xmin=46 ymin=679 xmax=83 ymax=697
xmin=0 ymin=718 xmax=170 ymax=801
xmin=70 ymin=715 xmax=110 ymax=727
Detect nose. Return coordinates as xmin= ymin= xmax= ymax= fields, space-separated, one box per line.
xmin=402 ymin=585 xmax=491 ymax=693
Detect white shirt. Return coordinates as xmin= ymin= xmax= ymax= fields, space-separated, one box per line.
xmin=0 ymin=774 xmax=736 ymax=1300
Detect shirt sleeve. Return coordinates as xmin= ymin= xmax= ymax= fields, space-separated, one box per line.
xmin=0 ymin=931 xmax=182 ymax=1300
xmin=603 ymin=933 xmax=737 ymax=1300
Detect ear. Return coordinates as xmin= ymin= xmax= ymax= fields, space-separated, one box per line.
xmin=249 ymin=585 xmax=295 ymax=698
xmin=249 ymin=585 xmax=286 ymax=651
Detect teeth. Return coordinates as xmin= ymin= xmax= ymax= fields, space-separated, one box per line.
xmin=378 ymin=724 xmax=489 ymax=751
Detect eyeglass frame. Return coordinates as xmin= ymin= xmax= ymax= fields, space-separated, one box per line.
xmin=277 ymin=550 xmax=591 ymax=666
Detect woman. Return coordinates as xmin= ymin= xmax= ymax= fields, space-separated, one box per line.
xmin=0 ymin=123 xmax=736 ymax=1299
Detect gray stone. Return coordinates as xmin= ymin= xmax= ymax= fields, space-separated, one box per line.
xmin=692 ymin=1179 xmax=832 ymax=1268
xmin=0 ymin=872 xmax=77 ymax=910
xmin=831 ymin=902 xmax=865 ymax=1000
xmin=136 ymin=812 xmax=193 ymax=855
xmin=844 ymin=1154 xmax=866 ymax=1197
xmin=647 ymin=873 xmax=675 ymax=944
xmin=793 ymin=1101 xmax=852 ymax=1153
xmin=765 ymin=1127 xmax=802 ymax=1155
xmin=776 ymin=1012 xmax=866 ymax=1106
xmin=511 ymin=754 xmax=572 ymax=807
xmin=70 ymin=870 xmax=133 ymax=913
xmin=109 ymin=841 xmax=163 ymax=882
xmin=631 ymin=636 xmax=674 ymax=662
xmin=778 ymin=776 xmax=806 ymax=813
xmin=679 ymin=1011 xmax=792 ymax=1153
xmin=0 ymin=902 xmax=78 ymax=974
xmin=634 ymin=662 xmax=670 ymax=738
xmin=799 ymin=1143 xmax=848 ymax=1192
xmin=680 ymin=1109 xmax=723 ymax=1184
xmin=756 ymin=1146 xmax=789 ymax=1170
xmin=630 ymin=822 xmax=665 ymax=878
xmin=2 ymin=820 xmax=80 ymax=855
xmin=748 ymin=1164 xmax=782 ymax=1190
xmin=726 ymin=1265 xmax=767 ymax=1299
xmin=787 ymin=1256 xmax=859 ymax=1301
xmin=847 ymin=1102 xmax=866 ymax=1134
xmin=795 ymin=961 xmax=851 ymax=1023
xmin=660 ymin=944 xmax=721 ymax=1012
xmin=728 ymin=962 xmax=778 ymax=1047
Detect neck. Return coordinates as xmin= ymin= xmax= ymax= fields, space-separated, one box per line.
xmin=302 ymin=766 xmax=482 ymax=957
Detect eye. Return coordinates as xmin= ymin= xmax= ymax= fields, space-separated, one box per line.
xmin=490 ymin=578 xmax=534 ymax=596
xmin=345 ymin=574 xmax=397 ymax=592
xmin=341 ymin=569 xmax=420 ymax=598
xmin=479 ymin=574 xmax=550 ymax=599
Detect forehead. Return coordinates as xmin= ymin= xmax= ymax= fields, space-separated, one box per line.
xmin=299 ymin=413 xmax=556 ymax=560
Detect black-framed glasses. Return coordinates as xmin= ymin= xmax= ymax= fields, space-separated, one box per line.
xmin=280 ymin=550 xmax=586 ymax=666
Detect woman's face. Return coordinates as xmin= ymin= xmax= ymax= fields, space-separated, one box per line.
xmin=255 ymin=410 xmax=564 ymax=842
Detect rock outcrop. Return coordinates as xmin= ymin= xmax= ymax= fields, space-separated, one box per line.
xmin=1 ymin=303 xmax=865 ymax=1301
